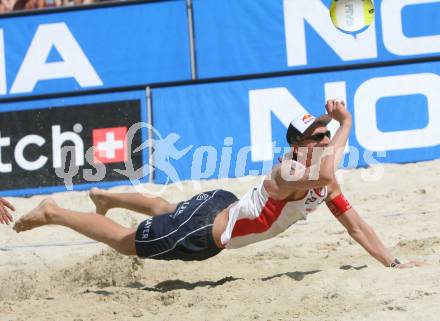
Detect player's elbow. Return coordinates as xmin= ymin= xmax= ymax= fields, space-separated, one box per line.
xmin=348 ymin=226 xmax=362 ymax=238
xmin=347 ymin=221 xmax=365 ymax=239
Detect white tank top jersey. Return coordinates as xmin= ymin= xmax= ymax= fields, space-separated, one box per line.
xmin=221 ymin=169 xmax=328 ymax=249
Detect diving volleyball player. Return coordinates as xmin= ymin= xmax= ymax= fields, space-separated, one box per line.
xmin=11 ymin=100 xmax=423 ymax=268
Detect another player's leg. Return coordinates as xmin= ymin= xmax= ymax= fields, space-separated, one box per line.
xmin=13 ymin=198 xmax=137 ymax=255
xmin=89 ymin=188 xmax=177 ymax=216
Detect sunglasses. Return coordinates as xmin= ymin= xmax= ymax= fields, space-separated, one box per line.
xmin=301 ymin=130 xmax=331 ymax=142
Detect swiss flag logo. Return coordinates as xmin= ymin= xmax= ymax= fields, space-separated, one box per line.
xmin=93 ymin=127 xmax=128 ymax=164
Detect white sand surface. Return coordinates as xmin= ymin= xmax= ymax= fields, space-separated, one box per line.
xmin=1 ymin=160 xmax=440 ymax=321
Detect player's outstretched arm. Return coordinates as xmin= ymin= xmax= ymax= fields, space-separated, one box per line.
xmin=325 ymin=180 xmax=425 ymax=268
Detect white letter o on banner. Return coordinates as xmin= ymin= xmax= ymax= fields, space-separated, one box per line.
xmin=354 ymin=73 xmax=440 ymax=151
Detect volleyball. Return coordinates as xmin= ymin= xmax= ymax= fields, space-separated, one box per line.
xmin=330 ymin=0 xmax=375 ymax=34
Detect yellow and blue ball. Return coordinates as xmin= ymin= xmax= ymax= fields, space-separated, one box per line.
xmin=330 ymin=0 xmax=375 ymax=34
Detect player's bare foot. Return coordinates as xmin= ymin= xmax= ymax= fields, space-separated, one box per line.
xmin=89 ymin=188 xmax=110 ymax=215
xmin=13 ymin=198 xmax=57 ymax=233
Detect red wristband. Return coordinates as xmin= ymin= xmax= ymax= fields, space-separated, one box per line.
xmin=327 ymin=194 xmax=352 ymax=217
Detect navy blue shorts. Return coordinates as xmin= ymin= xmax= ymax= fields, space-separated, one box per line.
xmin=135 ymin=189 xmax=238 ymax=261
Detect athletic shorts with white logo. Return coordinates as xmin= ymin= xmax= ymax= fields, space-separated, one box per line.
xmin=135 ymin=189 xmax=238 ymax=261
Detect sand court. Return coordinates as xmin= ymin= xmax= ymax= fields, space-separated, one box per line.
xmin=1 ymin=160 xmax=440 ymax=321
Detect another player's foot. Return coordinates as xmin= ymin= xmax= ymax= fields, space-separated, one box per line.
xmin=13 ymin=198 xmax=57 ymax=233
xmin=89 ymin=188 xmax=110 ymax=215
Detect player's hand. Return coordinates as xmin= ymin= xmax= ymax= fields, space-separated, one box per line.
xmin=395 ymin=260 xmax=427 ymax=269
xmin=325 ymin=99 xmax=352 ymax=125
xmin=0 ymin=198 xmax=15 ymax=225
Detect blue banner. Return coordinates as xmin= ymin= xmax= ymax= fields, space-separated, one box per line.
xmin=152 ymin=61 xmax=440 ymax=183
xmin=0 ymin=90 xmax=149 ymax=196
xmin=0 ymin=1 xmax=190 ymax=98
xmin=193 ymin=0 xmax=440 ymax=78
